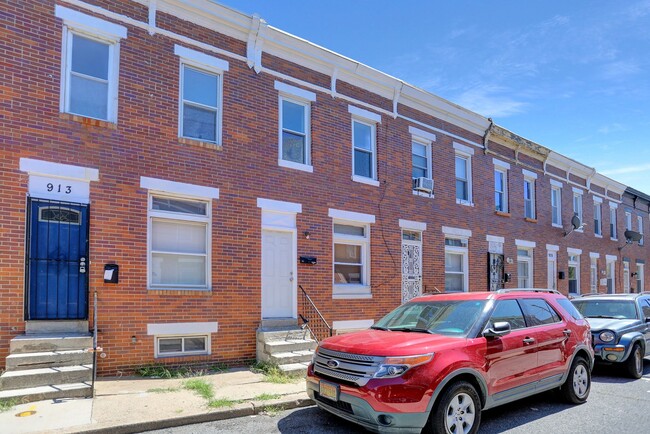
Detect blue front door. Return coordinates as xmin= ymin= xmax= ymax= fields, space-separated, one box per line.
xmin=27 ymin=198 xmax=89 ymax=320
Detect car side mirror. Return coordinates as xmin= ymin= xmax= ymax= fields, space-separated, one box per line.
xmin=483 ymin=321 xmax=511 ymax=338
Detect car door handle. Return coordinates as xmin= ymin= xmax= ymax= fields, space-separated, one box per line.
xmin=563 ymin=329 xmax=572 ymax=337
xmin=523 ymin=337 xmax=535 ymax=344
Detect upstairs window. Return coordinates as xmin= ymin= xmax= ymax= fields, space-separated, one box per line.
xmin=455 ymin=155 xmax=470 ymax=202
xmin=551 ymin=185 xmax=562 ymax=226
xmin=610 ymin=205 xmax=618 ymax=239
xmin=275 ymin=82 xmax=315 ymax=172
xmin=181 ymin=65 xmax=220 ymax=143
xmin=573 ymin=190 xmax=583 ymax=227
xmin=352 ymin=120 xmax=376 ymax=180
xmin=412 ymin=140 xmax=431 ymax=180
xmin=625 ymin=211 xmax=633 ymax=231
xmin=524 ymin=178 xmax=535 ymax=219
xmin=638 ymin=215 xmax=644 ymax=246
xmin=495 ymin=168 xmax=508 ymax=212
xmin=594 ymin=201 xmax=602 ymax=236
xmin=410 ymin=127 xmax=435 ymax=194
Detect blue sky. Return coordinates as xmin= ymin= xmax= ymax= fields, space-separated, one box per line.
xmin=219 ymin=1 xmax=650 ymax=193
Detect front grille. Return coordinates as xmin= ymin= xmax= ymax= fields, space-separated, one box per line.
xmin=313 ymin=347 xmax=383 ymax=386
xmin=314 ymin=392 xmax=354 ymax=414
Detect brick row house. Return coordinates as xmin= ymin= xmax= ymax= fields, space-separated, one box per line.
xmin=1 ymin=0 xmax=649 ymax=396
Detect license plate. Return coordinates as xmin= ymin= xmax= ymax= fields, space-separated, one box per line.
xmin=319 ymin=380 xmax=339 ymax=402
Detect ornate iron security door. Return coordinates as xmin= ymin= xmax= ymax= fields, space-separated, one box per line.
xmin=26 ymin=198 xmax=89 ymax=320
xmin=488 ymin=253 xmax=505 ymax=291
xmin=402 ymin=235 xmax=422 ymax=303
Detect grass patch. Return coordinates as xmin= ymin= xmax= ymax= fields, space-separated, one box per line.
xmin=147 ymin=386 xmax=180 ymax=394
xmin=251 ymin=361 xmax=302 ymax=384
xmin=184 ymin=378 xmax=214 ymax=400
xmin=261 ymin=404 xmax=285 ymax=417
xmin=0 ymin=399 xmax=18 ymax=413
xmin=135 ymin=363 xmax=230 ymax=379
xmin=208 ymin=398 xmax=241 ymax=408
xmin=254 ymin=393 xmax=282 ymax=401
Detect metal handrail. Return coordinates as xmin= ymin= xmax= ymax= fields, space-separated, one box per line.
xmin=299 ymin=285 xmax=332 ymax=342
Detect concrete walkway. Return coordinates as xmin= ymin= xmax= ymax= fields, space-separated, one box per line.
xmin=0 ymin=368 xmax=312 ymax=433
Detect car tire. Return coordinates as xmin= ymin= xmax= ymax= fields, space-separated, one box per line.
xmin=560 ymin=356 xmax=591 ymax=404
xmin=625 ymin=344 xmax=644 ymax=379
xmin=426 ymin=381 xmax=481 ymax=434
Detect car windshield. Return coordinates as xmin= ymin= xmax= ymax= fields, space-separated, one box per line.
xmin=372 ymin=300 xmax=487 ymax=337
xmin=572 ymin=300 xmax=638 ymax=320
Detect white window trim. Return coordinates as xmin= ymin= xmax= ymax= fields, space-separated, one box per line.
xmin=623 ymin=261 xmax=631 ymax=293
xmin=568 ymin=253 xmax=581 ymax=295
xmin=495 ymin=167 xmax=508 ymax=213
xmin=551 ymin=185 xmax=562 ymax=228
xmin=625 ymin=211 xmax=633 ymax=231
xmin=409 ymin=126 xmax=436 ymax=142
xmin=60 ymin=27 xmax=120 ymax=122
xmin=175 ymin=46 xmax=227 ymax=145
xmin=348 ymin=105 xmax=381 ymax=123
xmin=55 ymin=5 xmax=127 ymax=39
xmin=573 ymin=191 xmax=583 ymax=231
xmin=546 ymin=244 xmax=560 ymax=252
xmin=278 ymin=94 xmax=312 ymax=172
xmin=547 ymin=249 xmax=558 ymax=291
xmin=274 ymin=81 xmax=316 ymax=101
xmin=590 ymin=257 xmax=598 ymax=293
xmin=522 ymin=169 xmax=538 ymax=180
xmin=155 ymin=334 xmax=210 ymax=358
xmin=492 ymin=158 xmax=510 ymax=170
xmin=516 ymin=239 xmax=536 ymax=248
xmin=454 ymin=150 xmax=473 ymax=206
xmin=550 ymin=179 xmax=563 ymax=188
xmin=487 ymin=235 xmax=505 ymax=243
xmin=610 ymin=205 xmax=618 ymax=240
xmin=594 ymin=201 xmax=603 ymax=237
xmin=638 ymin=215 xmax=644 ymax=245
xmin=351 ymin=117 xmax=378 ymax=185
xmin=637 ymin=263 xmax=645 ymax=292
xmin=411 ymin=136 xmax=433 ymax=182
xmin=524 ymin=176 xmax=536 ymax=219
xmin=142 ymin=178 xmax=218 ymax=291
xmin=442 ymin=226 xmax=472 ymax=238
xmin=399 ymin=219 xmax=427 ymax=231
xmin=331 ymin=212 xmax=373 ymax=299
xmin=445 ymin=237 xmax=469 ymax=292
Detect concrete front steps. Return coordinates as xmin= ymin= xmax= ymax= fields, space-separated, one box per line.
xmin=256 ymin=319 xmax=317 ymax=376
xmin=1 ymin=329 xmax=94 ymax=403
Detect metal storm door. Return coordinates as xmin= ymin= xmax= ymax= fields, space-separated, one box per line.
xmin=26 ymin=198 xmax=89 ymax=320
xmin=401 ymin=230 xmax=422 ymax=303
xmin=488 ymin=253 xmax=505 ymax=291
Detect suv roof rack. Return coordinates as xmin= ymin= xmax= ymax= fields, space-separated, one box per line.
xmin=577 ymin=292 xmax=649 ymax=297
xmin=495 ymin=288 xmax=561 ymax=295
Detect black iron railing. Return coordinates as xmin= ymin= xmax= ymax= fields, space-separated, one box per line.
xmin=299 ymin=285 xmax=332 ymax=342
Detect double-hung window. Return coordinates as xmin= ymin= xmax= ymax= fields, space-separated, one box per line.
xmin=493 ymin=159 xmax=509 ymax=212
xmin=349 ymin=106 xmax=380 ymax=186
xmin=454 ymin=143 xmax=474 ymax=205
xmin=57 ymin=6 xmax=127 ymax=122
xmin=445 ymin=238 xmax=468 ymax=292
xmin=638 ymin=215 xmax=644 ymax=245
xmin=523 ymin=170 xmax=537 ymax=219
xmin=275 ymin=81 xmax=315 ymax=172
xmin=594 ymin=199 xmax=603 ymax=236
xmin=610 ymin=203 xmax=618 ymax=239
xmin=410 ymin=127 xmax=435 ymax=195
xmin=573 ymin=189 xmax=583 ymax=228
xmin=175 ymin=45 xmax=229 ymax=145
xmin=625 ymin=211 xmax=633 ymax=232
xmin=148 ymin=195 xmax=211 ymax=289
xmin=551 ymin=185 xmax=562 ymax=227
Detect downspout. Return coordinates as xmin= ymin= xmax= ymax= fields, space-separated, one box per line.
xmin=482 ymin=118 xmax=494 ymax=154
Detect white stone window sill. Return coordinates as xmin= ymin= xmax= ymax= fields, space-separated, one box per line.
xmin=611 ymin=238 xmax=618 ymax=242
xmin=456 ymin=199 xmax=474 ymax=207
xmin=278 ymin=159 xmax=313 ymax=173
xmin=413 ymin=190 xmax=434 ymax=198
xmin=552 ymin=223 xmax=563 ymax=228
xmin=148 ymin=287 xmax=211 ymax=292
xmin=595 ymin=234 xmax=603 ymax=238
xmin=352 ymin=175 xmax=380 ymax=187
xmin=333 ymin=284 xmax=372 ymax=299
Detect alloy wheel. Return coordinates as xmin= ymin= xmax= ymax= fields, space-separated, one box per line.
xmin=572 ymin=363 xmax=589 ymax=398
xmin=445 ymin=392 xmax=476 ymax=434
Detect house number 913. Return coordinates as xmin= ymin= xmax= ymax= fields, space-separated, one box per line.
xmin=47 ymin=183 xmax=72 ymax=194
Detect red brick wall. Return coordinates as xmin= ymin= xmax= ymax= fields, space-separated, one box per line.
xmin=1 ymin=0 xmax=648 ymax=375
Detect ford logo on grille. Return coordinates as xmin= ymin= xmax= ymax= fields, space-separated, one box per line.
xmin=327 ymin=359 xmax=340 ymax=369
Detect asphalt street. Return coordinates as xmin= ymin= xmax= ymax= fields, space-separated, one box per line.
xmin=146 ymin=361 xmax=650 ymax=434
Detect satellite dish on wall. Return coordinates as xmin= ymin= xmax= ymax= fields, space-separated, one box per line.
xmin=624 ymin=230 xmax=643 ymax=243
xmin=571 ymin=214 xmax=581 ymax=230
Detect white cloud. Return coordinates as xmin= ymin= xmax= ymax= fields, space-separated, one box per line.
xmin=597 ymin=123 xmax=626 ymax=134
xmin=601 ymin=163 xmax=650 ymax=176
xmin=453 ymin=86 xmax=528 ymax=118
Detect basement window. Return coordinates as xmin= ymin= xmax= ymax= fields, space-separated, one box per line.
xmin=156 ymin=335 xmax=209 ymax=357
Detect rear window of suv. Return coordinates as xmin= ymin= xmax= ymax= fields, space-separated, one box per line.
xmin=557 ymin=298 xmax=583 ymax=320
xmin=572 ymin=299 xmax=638 ymax=319
xmin=519 ymin=298 xmax=561 ymax=326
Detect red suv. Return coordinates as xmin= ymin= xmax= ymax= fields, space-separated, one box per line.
xmin=306 ymin=290 xmax=593 ymax=434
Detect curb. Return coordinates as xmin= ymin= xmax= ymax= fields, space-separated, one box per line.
xmin=73 ymin=396 xmax=314 ymax=434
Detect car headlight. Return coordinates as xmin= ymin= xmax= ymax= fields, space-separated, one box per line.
xmin=311 ymin=345 xmax=319 ymax=365
xmin=374 ymin=353 xmax=434 ymax=378
xmin=599 ymin=331 xmax=616 ymax=343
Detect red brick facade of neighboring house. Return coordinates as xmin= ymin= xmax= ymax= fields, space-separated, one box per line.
xmin=1 ymin=0 xmax=648 ymax=375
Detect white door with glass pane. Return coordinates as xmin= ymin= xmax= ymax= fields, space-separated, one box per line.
xmin=402 ymin=231 xmax=422 ymax=303
xmin=261 ymin=230 xmax=295 ymax=318
xmin=517 ymin=249 xmax=532 ymax=288
xmin=547 ymin=251 xmax=557 ymax=291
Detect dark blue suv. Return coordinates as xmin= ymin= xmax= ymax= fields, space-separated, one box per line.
xmin=572 ymin=293 xmax=650 ymax=378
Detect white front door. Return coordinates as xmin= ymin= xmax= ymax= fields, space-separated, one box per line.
xmin=262 ymin=230 xmax=295 ymax=318
xmin=401 ymin=233 xmax=422 ymax=303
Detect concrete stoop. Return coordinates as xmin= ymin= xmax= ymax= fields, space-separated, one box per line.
xmin=1 ymin=332 xmax=94 ymax=403
xmin=256 ymin=321 xmax=317 ymax=376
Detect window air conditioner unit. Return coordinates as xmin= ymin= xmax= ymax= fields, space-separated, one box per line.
xmin=413 ymin=177 xmax=434 ymax=193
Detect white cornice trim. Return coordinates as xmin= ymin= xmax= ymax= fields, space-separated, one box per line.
xmin=140 ymin=176 xmax=219 ymax=199
xmin=328 ymin=208 xmax=375 ymax=224
xmin=20 ymin=158 xmax=99 ymax=182
xmin=257 ymin=198 xmax=302 ymax=213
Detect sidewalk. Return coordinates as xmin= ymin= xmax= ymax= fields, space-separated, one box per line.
xmin=1 ymin=368 xmax=312 ymax=434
